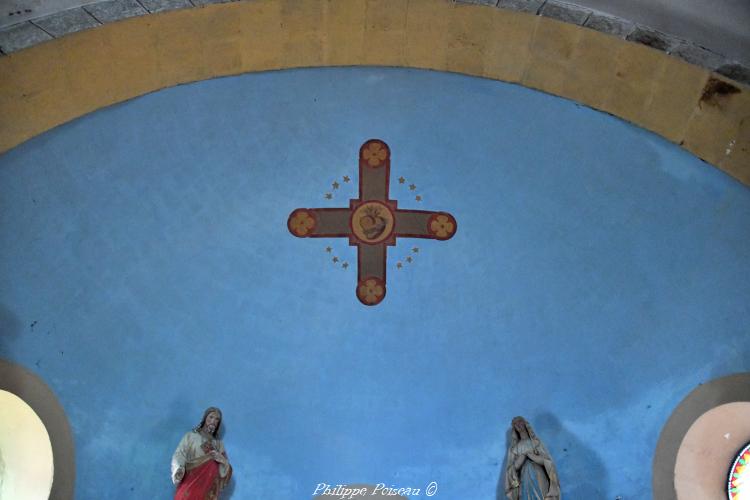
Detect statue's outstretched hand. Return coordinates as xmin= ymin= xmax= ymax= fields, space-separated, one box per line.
xmin=210 ymin=450 xmax=228 ymax=465
xmin=174 ymin=467 xmax=185 ymax=484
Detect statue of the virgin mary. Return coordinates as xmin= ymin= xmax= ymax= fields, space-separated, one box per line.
xmin=503 ymin=416 xmax=561 ymax=500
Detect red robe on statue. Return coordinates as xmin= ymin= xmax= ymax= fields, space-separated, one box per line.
xmin=174 ymin=457 xmax=232 ymax=500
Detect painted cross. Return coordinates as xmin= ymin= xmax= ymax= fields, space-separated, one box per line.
xmin=287 ymin=139 xmax=457 ymax=306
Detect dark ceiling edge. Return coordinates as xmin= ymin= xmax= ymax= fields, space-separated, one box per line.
xmin=0 ymin=0 xmax=748 ymax=86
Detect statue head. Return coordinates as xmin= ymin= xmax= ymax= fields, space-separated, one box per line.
xmin=195 ymin=406 xmax=223 ymax=437
xmin=511 ymin=416 xmax=528 ymax=434
xmin=510 ymin=416 xmax=539 ymax=444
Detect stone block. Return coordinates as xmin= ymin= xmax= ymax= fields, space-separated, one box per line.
xmin=584 ymin=12 xmax=633 ymax=38
xmin=496 ymin=0 xmax=544 ymax=14
xmin=446 ymin=3 xmax=494 ymax=76
xmin=643 ymin=56 xmax=708 ymax=143
xmin=682 ymin=76 xmax=747 ymax=174
xmin=523 ymin=17 xmax=581 ymax=96
xmin=481 ymin=8 xmax=537 ymax=83
xmin=323 ymin=0 xmax=366 ymax=67
xmin=84 ymin=0 xmax=148 ymax=24
xmin=192 ymin=0 xmax=241 ymax=5
xmin=626 ymin=25 xmax=680 ymax=54
xmin=716 ymin=63 xmax=750 ymax=86
xmin=139 ymin=0 xmax=194 ymax=13
xmin=33 ymin=8 xmax=100 ymax=38
xmin=455 ymin=0 xmax=499 ymax=5
xmin=561 ymin=28 xmax=621 ymax=109
xmin=539 ymin=1 xmax=590 ymax=25
xmin=0 ymin=22 xmax=52 ymax=53
xmin=670 ymin=41 xmax=727 ymax=71
xmin=362 ymin=0 xmax=409 ymax=67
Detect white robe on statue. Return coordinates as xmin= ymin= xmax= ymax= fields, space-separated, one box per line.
xmin=171 ymin=431 xmax=231 ymax=486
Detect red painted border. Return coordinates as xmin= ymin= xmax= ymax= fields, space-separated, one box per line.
xmin=394 ymin=208 xmax=443 ymax=215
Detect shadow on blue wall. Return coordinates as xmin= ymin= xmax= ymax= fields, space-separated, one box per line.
xmin=536 ymin=412 xmax=607 ymax=497
xmin=219 ymin=422 xmax=237 ymax=499
xmin=495 ymin=413 xmax=607 ymax=499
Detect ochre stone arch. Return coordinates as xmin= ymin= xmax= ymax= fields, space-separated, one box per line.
xmin=0 ymin=0 xmax=748 ymax=184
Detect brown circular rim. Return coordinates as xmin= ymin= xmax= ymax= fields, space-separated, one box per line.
xmin=0 ymin=359 xmax=75 ymax=500
xmin=653 ymin=372 xmax=750 ymax=500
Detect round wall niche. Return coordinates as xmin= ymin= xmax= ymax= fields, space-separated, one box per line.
xmin=0 ymin=389 xmax=54 ymax=499
xmin=673 ymin=402 xmax=750 ymax=500
xmin=0 ymin=360 xmax=75 ymax=499
xmin=653 ymin=373 xmax=750 ymax=500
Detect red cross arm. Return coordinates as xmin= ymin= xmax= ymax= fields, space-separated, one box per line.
xmin=357 ymin=244 xmax=386 ymax=283
xmin=287 ymin=208 xmax=351 ymax=238
xmin=355 ymin=244 xmax=388 ymax=306
xmin=358 ymin=140 xmax=390 ymax=202
xmin=394 ymin=209 xmax=458 ymax=240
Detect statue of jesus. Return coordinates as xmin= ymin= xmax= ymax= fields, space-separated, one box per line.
xmin=171 ymin=407 xmax=232 ymax=500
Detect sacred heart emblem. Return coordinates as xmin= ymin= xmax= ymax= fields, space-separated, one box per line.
xmin=359 ymin=205 xmax=388 ymax=240
xmin=351 ymin=201 xmax=395 ymax=244
xmin=201 ymin=440 xmax=216 ymax=454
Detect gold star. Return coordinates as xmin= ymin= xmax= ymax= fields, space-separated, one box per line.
xmin=342 ymin=262 xmax=349 ymax=269
xmin=398 ymin=177 xmax=406 ymax=184
xmin=324 ymin=193 xmax=332 ymax=199
xmin=325 ymin=246 xmax=332 ymax=253
xmin=415 ymin=195 xmax=422 ymax=202
xmin=332 ymin=256 xmax=339 ymax=263
xmin=412 ymin=247 xmax=419 ymax=253
xmin=409 ymin=184 xmax=416 ymax=191
xmin=332 ymin=181 xmax=340 ymax=190
xmin=342 ymin=176 xmax=350 ymax=183
xmin=406 ymin=256 xmax=413 ymax=263
xmin=396 ymin=262 xmax=403 ymax=269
